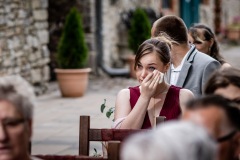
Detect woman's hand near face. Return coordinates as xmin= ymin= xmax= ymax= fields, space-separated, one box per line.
xmin=140 ymin=70 xmax=161 ymax=99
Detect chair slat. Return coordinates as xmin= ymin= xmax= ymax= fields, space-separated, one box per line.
xmin=79 ymin=116 xmax=90 ymax=155
xmin=88 ymin=129 xmax=144 ymax=141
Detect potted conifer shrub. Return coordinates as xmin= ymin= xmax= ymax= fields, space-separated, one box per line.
xmin=127 ymin=8 xmax=151 ymax=78
xmin=55 ymin=7 xmax=91 ymax=97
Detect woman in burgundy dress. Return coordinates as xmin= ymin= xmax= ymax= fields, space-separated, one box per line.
xmin=113 ymin=36 xmax=194 ymax=129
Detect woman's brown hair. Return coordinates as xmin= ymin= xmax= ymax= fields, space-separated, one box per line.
xmin=134 ymin=35 xmax=171 ymax=70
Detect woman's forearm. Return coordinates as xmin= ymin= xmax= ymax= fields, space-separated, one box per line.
xmin=119 ymin=95 xmax=151 ymax=129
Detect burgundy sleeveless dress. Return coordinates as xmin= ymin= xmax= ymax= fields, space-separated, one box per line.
xmin=129 ymin=85 xmax=181 ymax=129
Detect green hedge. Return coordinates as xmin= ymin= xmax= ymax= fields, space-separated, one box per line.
xmin=57 ymin=7 xmax=88 ymax=69
xmin=128 ymin=8 xmax=151 ymax=54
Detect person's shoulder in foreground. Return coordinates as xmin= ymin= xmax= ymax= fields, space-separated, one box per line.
xmin=121 ymin=120 xmax=217 ymax=160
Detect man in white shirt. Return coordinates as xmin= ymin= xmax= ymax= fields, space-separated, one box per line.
xmin=151 ymin=15 xmax=221 ymax=96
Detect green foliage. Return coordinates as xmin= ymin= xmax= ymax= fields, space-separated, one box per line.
xmin=128 ymin=8 xmax=151 ymax=54
xmin=57 ymin=7 xmax=88 ymax=69
xmin=92 ymin=148 xmax=101 ymax=157
xmin=100 ymin=99 xmax=106 ymax=113
xmin=100 ymin=99 xmax=115 ymax=120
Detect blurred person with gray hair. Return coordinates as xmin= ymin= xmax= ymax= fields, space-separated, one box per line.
xmin=0 ymin=76 xmax=40 ymax=160
xmin=121 ymin=121 xmax=217 ymax=160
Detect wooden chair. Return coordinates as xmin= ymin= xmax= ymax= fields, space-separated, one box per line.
xmin=79 ymin=115 xmax=166 ymax=160
xmin=31 ymin=115 xmax=165 ymax=160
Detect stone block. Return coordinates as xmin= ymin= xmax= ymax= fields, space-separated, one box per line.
xmin=15 ymin=27 xmax=22 ymax=34
xmin=37 ymin=30 xmax=49 ymax=44
xmin=0 ymin=31 xmax=5 ymax=37
xmin=32 ymin=0 xmax=41 ymax=9
xmin=0 ymin=41 xmax=8 ymax=50
xmin=10 ymin=3 xmax=18 ymax=10
xmin=0 ymin=17 xmax=6 ymax=25
xmin=43 ymin=57 xmax=50 ymax=64
xmin=26 ymin=35 xmax=33 ymax=46
xmin=15 ymin=50 xmax=24 ymax=58
xmin=33 ymin=10 xmax=48 ymax=21
xmin=31 ymin=62 xmax=38 ymax=68
xmin=37 ymin=59 xmax=44 ymax=66
xmin=35 ymin=50 xmax=42 ymax=59
xmin=27 ymin=35 xmax=39 ymax=48
xmin=4 ymin=6 xmax=10 ymax=13
xmin=12 ymin=37 xmax=20 ymax=49
xmin=21 ymin=56 xmax=27 ymax=64
xmin=3 ymin=59 xmax=12 ymax=67
xmin=14 ymin=67 xmax=20 ymax=74
xmin=23 ymin=44 xmax=30 ymax=51
xmin=32 ymin=0 xmax=48 ymax=9
xmin=7 ymin=20 xmax=14 ymax=27
xmin=15 ymin=19 xmax=24 ymax=25
xmin=34 ymin=21 xmax=48 ymax=30
xmin=7 ymin=68 xmax=14 ymax=74
xmin=7 ymin=39 xmax=13 ymax=49
xmin=16 ymin=58 xmax=21 ymax=66
xmin=23 ymin=63 xmax=31 ymax=71
xmin=42 ymin=45 xmax=49 ymax=57
xmin=0 ymin=8 xmax=4 ymax=14
xmin=6 ymin=29 xmax=14 ymax=37
xmin=43 ymin=65 xmax=50 ymax=81
xmin=31 ymin=68 xmax=42 ymax=83
xmin=29 ymin=52 xmax=38 ymax=62
xmin=18 ymin=9 xmax=27 ymax=18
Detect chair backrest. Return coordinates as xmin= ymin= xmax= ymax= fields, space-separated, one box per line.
xmin=79 ymin=116 xmax=146 ymax=160
xmin=31 ymin=115 xmax=165 ymax=159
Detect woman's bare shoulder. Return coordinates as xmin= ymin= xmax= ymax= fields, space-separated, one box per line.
xmin=179 ymin=88 xmax=194 ymax=99
xmin=221 ymin=62 xmax=231 ymax=70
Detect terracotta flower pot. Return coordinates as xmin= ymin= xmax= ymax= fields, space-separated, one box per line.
xmin=227 ymin=27 xmax=240 ymax=41
xmin=55 ymin=68 xmax=91 ymax=97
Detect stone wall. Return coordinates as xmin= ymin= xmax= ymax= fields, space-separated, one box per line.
xmin=101 ymin=0 xmax=161 ymax=68
xmin=0 ymin=0 xmax=50 ymax=94
xmin=199 ymin=0 xmax=240 ymax=33
xmin=222 ymin=0 xmax=240 ymax=26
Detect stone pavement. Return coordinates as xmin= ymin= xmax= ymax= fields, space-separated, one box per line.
xmin=221 ymin=44 xmax=240 ymax=69
xmin=32 ymin=43 xmax=240 ymax=156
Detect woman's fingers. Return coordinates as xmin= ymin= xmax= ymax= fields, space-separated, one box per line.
xmin=149 ymin=70 xmax=160 ymax=88
xmin=141 ymin=70 xmax=160 ymax=98
xmin=142 ymin=70 xmax=155 ymax=84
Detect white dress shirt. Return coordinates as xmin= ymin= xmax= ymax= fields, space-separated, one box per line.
xmin=170 ymin=46 xmax=194 ymax=85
